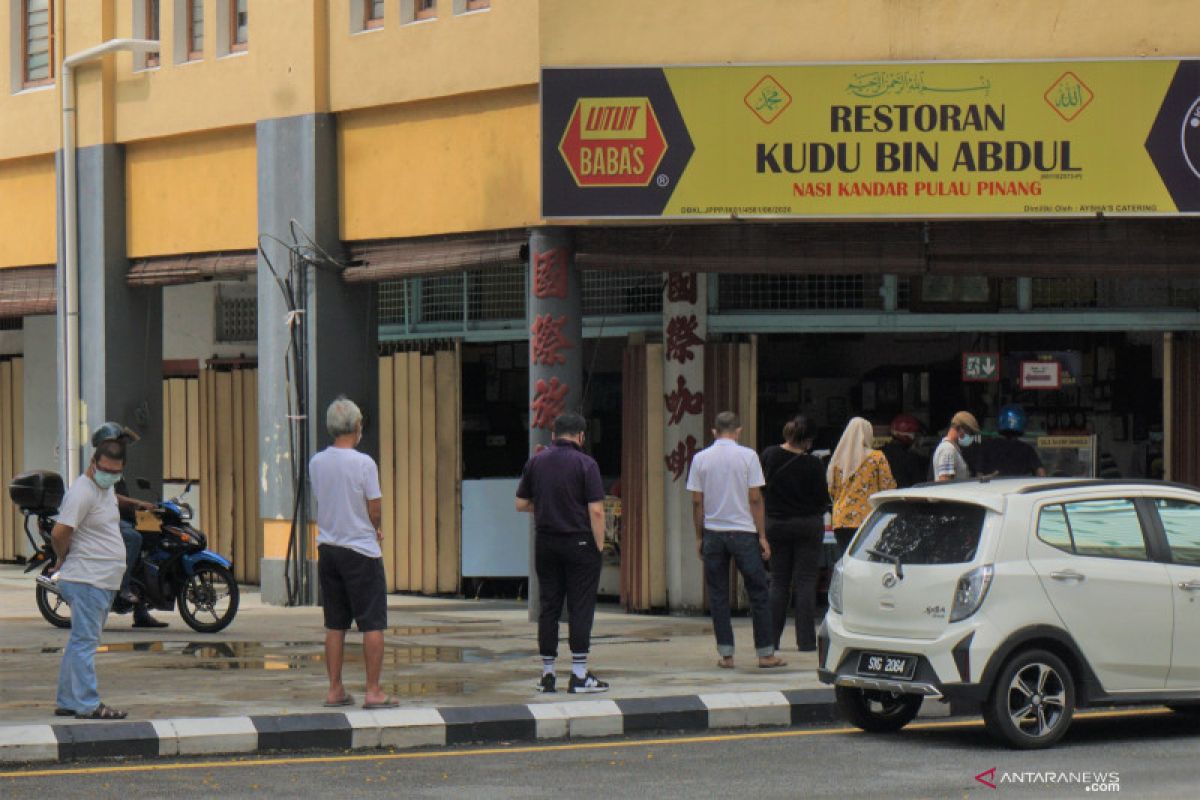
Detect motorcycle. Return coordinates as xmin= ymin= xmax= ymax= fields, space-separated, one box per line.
xmin=8 ymin=470 xmax=240 ymax=634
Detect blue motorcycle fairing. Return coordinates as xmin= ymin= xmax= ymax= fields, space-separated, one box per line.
xmin=182 ymin=550 xmax=232 ymax=576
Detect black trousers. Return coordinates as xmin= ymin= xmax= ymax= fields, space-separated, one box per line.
xmin=767 ymin=515 xmax=824 ymax=651
xmin=535 ymin=532 xmax=603 ymax=658
xmin=834 ymin=527 xmax=857 ymax=560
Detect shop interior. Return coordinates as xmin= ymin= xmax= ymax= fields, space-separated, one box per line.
xmin=756 ymin=331 xmax=1164 ymax=480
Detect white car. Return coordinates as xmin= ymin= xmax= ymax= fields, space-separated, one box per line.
xmin=818 ymin=477 xmax=1200 ymax=749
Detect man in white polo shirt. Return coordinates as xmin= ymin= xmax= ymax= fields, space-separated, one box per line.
xmin=687 ymin=411 xmax=787 ymax=670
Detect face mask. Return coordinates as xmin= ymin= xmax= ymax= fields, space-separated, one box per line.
xmin=959 ymin=434 xmax=975 ymax=447
xmin=93 ymin=470 xmax=121 ymax=490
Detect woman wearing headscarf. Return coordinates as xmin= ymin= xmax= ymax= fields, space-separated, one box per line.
xmin=760 ymin=415 xmax=829 ymax=652
xmin=828 ymin=417 xmax=897 ymax=558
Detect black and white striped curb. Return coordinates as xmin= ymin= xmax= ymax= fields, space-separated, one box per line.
xmin=0 ymin=689 xmax=842 ymax=764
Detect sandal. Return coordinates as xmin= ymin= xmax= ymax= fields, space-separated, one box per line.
xmin=75 ymin=703 xmax=127 ymax=720
xmin=716 ymin=656 xmax=735 ymax=669
xmin=757 ymin=656 xmax=788 ymax=669
xmin=323 ymin=693 xmax=355 ymax=708
xmin=362 ymin=695 xmax=400 ymax=709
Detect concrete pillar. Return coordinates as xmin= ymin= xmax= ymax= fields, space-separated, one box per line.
xmin=257 ymin=114 xmax=377 ymax=605
xmin=662 ymin=272 xmax=707 ymax=610
xmin=526 ymin=226 xmax=582 ymax=619
xmin=73 ymin=144 xmax=163 ymax=492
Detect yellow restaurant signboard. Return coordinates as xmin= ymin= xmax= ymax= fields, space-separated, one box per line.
xmin=542 ymin=60 xmax=1200 ymax=218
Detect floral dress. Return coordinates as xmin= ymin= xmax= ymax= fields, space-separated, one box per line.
xmin=830 ymin=450 xmax=897 ymax=529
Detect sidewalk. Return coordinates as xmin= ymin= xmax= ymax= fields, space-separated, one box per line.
xmin=0 ymin=564 xmax=854 ymax=763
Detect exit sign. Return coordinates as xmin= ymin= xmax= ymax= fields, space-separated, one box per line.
xmin=963 ymin=352 xmax=1000 ymax=382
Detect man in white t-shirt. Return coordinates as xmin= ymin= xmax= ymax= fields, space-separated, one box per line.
xmin=51 ymin=437 xmax=132 ymax=720
xmin=686 ymin=411 xmax=786 ymax=669
xmin=933 ymin=410 xmax=980 ymax=482
xmin=308 ymin=396 xmax=394 ymax=710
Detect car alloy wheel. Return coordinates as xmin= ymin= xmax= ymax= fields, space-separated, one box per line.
xmin=984 ymin=648 xmax=1075 ymax=749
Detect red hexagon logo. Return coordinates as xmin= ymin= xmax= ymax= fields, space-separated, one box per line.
xmin=558 ymin=97 xmax=668 ymax=188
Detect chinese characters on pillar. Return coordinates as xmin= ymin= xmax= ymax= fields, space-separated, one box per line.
xmin=664 ymin=374 xmax=704 ymax=426
xmin=533 ymin=248 xmax=570 ymax=299
xmin=665 ymin=314 xmax=704 ymax=364
xmin=665 ymin=435 xmax=701 ymax=482
xmin=530 ymin=313 xmax=572 ymax=366
xmin=663 ymin=273 xmax=705 ymax=481
xmin=666 ymin=272 xmax=698 ymax=305
xmin=530 ymin=377 xmax=569 ymax=431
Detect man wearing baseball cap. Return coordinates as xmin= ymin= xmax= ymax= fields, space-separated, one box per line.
xmin=932 ymin=411 xmax=980 ymax=482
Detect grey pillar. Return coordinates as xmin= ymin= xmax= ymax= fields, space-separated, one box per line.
xmin=257 ymin=114 xmax=377 ymax=606
xmin=526 ymin=226 xmax=582 ymax=620
xmin=74 ymin=144 xmax=163 ymax=492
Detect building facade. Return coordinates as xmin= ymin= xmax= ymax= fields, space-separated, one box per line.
xmin=1 ymin=1 xmax=1198 ymax=609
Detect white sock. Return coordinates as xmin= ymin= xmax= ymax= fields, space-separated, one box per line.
xmin=571 ymin=653 xmax=588 ymax=679
xmin=541 ymin=656 xmax=555 ymax=677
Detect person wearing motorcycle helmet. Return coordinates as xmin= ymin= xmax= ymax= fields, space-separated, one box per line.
xmin=93 ymin=422 xmax=168 ymax=628
xmin=48 ymin=431 xmax=131 ymax=718
xmin=977 ymin=404 xmax=1046 ymax=478
xmin=880 ymin=413 xmax=927 ymax=488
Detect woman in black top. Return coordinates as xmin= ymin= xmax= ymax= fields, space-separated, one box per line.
xmin=760 ymin=415 xmax=829 ymax=652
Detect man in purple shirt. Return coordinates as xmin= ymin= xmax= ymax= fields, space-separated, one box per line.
xmin=516 ymin=412 xmax=609 ymax=694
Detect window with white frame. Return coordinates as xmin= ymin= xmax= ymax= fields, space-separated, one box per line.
xmin=186 ymin=0 xmax=203 ymax=59
xmin=133 ymin=0 xmax=161 ymax=69
xmin=21 ymin=0 xmax=54 ymax=87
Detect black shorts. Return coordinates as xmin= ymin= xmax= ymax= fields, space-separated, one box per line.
xmin=317 ymin=544 xmax=388 ymax=632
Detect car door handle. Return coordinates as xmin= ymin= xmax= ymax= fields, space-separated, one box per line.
xmin=1050 ymin=570 xmax=1086 ymax=582
xmin=1178 ymin=581 xmax=1200 ymax=592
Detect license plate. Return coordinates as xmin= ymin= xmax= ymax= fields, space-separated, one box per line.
xmin=856 ymin=652 xmax=917 ymax=680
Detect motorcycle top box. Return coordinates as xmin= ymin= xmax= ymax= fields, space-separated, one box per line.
xmin=8 ymin=470 xmax=64 ymax=514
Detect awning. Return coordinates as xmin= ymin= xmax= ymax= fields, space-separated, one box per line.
xmin=573 ymin=219 xmax=1200 ymax=277
xmin=342 ymin=229 xmax=527 ymax=283
xmin=127 ymin=251 xmax=257 ymax=287
xmin=0 ymin=265 xmax=56 ymax=318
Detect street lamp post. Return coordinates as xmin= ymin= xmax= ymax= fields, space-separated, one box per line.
xmin=58 ymin=39 xmax=159 ymax=482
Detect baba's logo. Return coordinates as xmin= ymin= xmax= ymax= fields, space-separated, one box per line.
xmin=558 ymin=97 xmax=668 ymax=188
xmin=1182 ymin=97 xmax=1200 ymax=179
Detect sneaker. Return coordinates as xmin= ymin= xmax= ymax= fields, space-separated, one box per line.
xmin=567 ymin=672 xmax=609 ymax=694
xmin=536 ymin=673 xmax=556 ymax=694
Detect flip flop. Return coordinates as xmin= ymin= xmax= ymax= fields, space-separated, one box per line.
xmin=75 ymin=703 xmax=127 ymax=720
xmin=54 ymin=707 xmax=75 ymax=717
xmin=322 ymin=693 xmax=355 ymax=708
xmin=758 ymin=656 xmax=788 ymax=669
xmin=363 ymin=695 xmax=400 ymax=709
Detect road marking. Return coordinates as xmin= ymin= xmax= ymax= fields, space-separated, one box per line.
xmin=0 ymin=707 xmax=1175 ymax=780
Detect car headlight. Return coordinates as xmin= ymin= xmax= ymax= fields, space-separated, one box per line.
xmin=950 ymin=564 xmax=994 ymax=622
xmin=828 ymin=560 xmax=844 ymax=615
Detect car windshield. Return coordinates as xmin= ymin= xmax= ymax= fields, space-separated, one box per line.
xmin=851 ymin=500 xmax=987 ymax=565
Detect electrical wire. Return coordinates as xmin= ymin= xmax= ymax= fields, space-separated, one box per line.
xmin=257 ymin=224 xmax=351 ymax=606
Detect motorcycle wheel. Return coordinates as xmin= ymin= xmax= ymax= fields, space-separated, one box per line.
xmin=35 ymin=574 xmax=72 ymax=629
xmin=177 ymin=564 xmax=239 ymax=633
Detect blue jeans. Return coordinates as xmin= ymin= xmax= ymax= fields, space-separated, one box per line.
xmin=119 ymin=520 xmax=142 ymax=596
xmin=702 ymin=530 xmax=775 ymax=658
xmin=56 ymin=580 xmax=116 ymax=714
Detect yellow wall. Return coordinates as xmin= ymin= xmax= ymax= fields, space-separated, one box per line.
xmin=339 ymin=85 xmax=540 ymax=241
xmin=327 ymin=0 xmax=538 ymax=113
xmin=3 ymin=0 xmax=1200 ymax=247
xmin=539 ymin=1 xmax=1200 ymax=64
xmin=126 ymin=127 xmax=258 ymax=258
xmin=0 ymin=156 xmax=57 ymax=268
